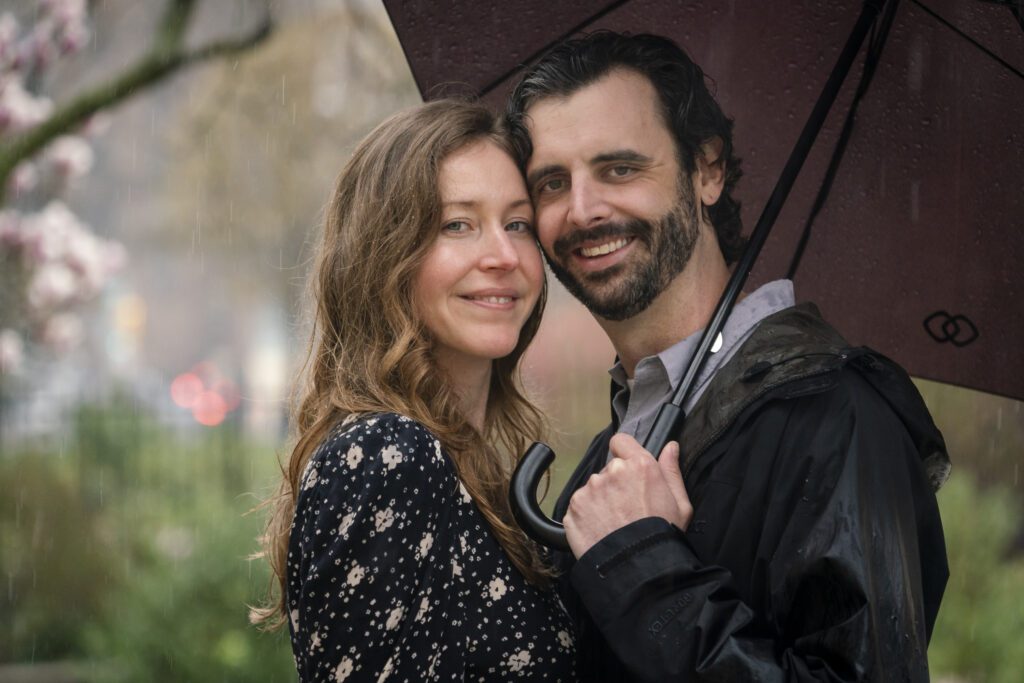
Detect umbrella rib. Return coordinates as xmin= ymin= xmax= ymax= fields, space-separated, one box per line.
xmin=478 ymin=0 xmax=632 ymax=98
xmin=910 ymin=0 xmax=1024 ymax=81
xmin=788 ymin=0 xmax=901 ymax=280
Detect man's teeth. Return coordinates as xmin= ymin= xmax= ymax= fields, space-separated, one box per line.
xmin=471 ymin=296 xmax=513 ymax=304
xmin=580 ymin=238 xmax=629 ymax=257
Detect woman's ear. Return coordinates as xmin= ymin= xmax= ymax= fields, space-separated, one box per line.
xmin=696 ymin=136 xmax=726 ymax=207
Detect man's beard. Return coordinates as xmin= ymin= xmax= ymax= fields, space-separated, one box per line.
xmin=546 ymin=182 xmax=701 ymax=322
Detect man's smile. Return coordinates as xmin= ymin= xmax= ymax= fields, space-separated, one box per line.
xmin=578 ymin=237 xmax=633 ymax=258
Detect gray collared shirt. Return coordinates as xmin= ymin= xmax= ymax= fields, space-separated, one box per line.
xmin=610 ymin=279 xmax=796 ymax=446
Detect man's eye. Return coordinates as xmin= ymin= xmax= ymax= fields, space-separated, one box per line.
xmin=506 ymin=220 xmax=533 ymax=234
xmin=609 ymin=166 xmax=634 ymax=178
xmin=538 ymin=178 xmax=565 ymax=194
xmin=442 ymin=220 xmax=470 ymax=233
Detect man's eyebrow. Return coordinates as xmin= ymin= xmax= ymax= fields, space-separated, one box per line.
xmin=526 ymin=164 xmax=564 ymax=189
xmin=526 ymin=150 xmax=653 ymax=188
xmin=591 ymin=150 xmax=652 ymax=165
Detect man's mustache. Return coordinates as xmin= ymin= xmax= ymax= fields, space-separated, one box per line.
xmin=552 ymin=219 xmax=653 ymax=260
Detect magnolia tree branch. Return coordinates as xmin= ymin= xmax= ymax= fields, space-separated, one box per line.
xmin=0 ymin=1 xmax=274 ymax=199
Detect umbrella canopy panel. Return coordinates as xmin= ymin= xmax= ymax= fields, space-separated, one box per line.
xmin=385 ymin=0 xmax=1024 ymax=400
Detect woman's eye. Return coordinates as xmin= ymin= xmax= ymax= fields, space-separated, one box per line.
xmin=506 ymin=220 xmax=532 ymax=234
xmin=442 ymin=220 xmax=470 ymax=233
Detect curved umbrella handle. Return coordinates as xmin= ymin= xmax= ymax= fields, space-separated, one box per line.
xmin=510 ymin=442 xmax=570 ymax=551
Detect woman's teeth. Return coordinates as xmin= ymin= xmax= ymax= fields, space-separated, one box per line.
xmin=469 ymin=296 xmax=513 ymax=304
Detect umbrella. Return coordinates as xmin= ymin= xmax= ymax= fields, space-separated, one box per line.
xmin=384 ymin=0 xmax=1024 ymax=546
xmin=384 ymin=0 xmax=1024 ymax=401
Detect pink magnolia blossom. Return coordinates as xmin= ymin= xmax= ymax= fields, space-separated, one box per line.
xmin=46 ymin=135 xmax=93 ymax=179
xmin=0 ymin=328 xmax=24 ymax=374
xmin=27 ymin=261 xmax=77 ymax=310
xmin=0 ymin=76 xmax=54 ymax=132
xmin=19 ymin=201 xmax=83 ymax=264
xmin=6 ymin=160 xmax=38 ymax=196
xmin=0 ymin=209 xmax=21 ymax=247
xmin=41 ymin=312 xmax=82 ymax=352
xmin=0 ymin=13 xmax=18 ymax=70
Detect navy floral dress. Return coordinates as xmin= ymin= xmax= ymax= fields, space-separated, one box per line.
xmin=287 ymin=413 xmax=577 ymax=681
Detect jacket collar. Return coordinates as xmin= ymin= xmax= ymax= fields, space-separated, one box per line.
xmin=679 ymin=303 xmax=951 ymax=490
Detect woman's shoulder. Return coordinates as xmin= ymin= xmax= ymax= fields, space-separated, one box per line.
xmin=299 ymin=412 xmax=451 ymax=491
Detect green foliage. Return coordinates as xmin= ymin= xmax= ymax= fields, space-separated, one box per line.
xmin=4 ymin=390 xmax=1024 ymax=681
xmin=0 ymin=449 xmax=117 ymax=662
xmin=0 ymin=398 xmax=295 ymax=681
xmin=929 ymin=473 xmax=1024 ymax=682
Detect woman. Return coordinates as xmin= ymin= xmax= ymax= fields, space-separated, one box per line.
xmin=253 ymin=99 xmax=577 ymax=681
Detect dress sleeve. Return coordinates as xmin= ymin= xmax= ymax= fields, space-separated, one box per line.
xmin=568 ymin=373 xmax=944 ymax=682
xmin=287 ymin=414 xmax=467 ymax=682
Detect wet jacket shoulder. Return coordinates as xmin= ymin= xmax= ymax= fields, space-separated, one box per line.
xmin=554 ymin=303 xmax=950 ymax=682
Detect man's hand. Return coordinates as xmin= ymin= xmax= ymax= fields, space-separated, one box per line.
xmin=563 ymin=433 xmax=693 ymax=558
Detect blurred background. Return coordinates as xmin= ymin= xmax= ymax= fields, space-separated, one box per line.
xmin=0 ymin=1 xmax=1020 ymax=681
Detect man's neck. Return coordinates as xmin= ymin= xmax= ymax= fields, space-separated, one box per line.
xmin=599 ymin=231 xmax=732 ymax=377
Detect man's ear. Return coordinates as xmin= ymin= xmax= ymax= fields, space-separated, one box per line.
xmin=696 ymin=136 xmax=726 ymax=207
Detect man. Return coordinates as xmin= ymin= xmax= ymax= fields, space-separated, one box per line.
xmin=506 ymin=32 xmax=950 ymax=681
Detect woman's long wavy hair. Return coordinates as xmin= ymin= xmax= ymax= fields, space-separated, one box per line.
xmin=251 ymin=99 xmax=550 ymax=629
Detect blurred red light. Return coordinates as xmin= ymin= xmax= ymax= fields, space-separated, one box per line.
xmin=211 ymin=378 xmax=242 ymax=411
xmin=192 ymin=391 xmax=227 ymax=426
xmin=170 ymin=373 xmax=204 ymax=408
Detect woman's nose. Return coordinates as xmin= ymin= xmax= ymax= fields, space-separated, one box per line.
xmin=479 ymin=227 xmax=521 ymax=270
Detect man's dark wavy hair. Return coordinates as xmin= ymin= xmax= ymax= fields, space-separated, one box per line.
xmin=506 ymin=31 xmax=746 ymax=264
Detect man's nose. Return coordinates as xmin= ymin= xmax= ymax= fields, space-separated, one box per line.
xmin=567 ymin=178 xmax=611 ymax=229
xmin=479 ymin=227 xmax=521 ymax=270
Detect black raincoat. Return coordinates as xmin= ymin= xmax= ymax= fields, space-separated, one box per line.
xmin=552 ymin=304 xmax=950 ymax=682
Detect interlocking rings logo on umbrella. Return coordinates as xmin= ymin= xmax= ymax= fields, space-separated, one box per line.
xmin=923 ymin=311 xmax=979 ymax=348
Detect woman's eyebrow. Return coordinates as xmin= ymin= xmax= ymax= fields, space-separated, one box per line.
xmin=443 ymin=199 xmax=531 ymax=210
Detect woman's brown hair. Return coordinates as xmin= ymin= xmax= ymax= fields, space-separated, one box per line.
xmin=251 ymin=99 xmax=550 ymax=629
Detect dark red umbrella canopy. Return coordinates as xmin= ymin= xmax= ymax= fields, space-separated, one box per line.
xmin=384 ymin=0 xmax=1024 ymax=401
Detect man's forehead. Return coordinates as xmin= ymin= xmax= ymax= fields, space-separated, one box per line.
xmin=524 ymin=69 xmax=668 ymax=167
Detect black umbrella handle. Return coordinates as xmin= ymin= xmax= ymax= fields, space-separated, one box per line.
xmin=510 ymin=442 xmax=570 ymax=550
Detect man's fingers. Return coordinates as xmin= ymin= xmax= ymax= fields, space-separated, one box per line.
xmin=609 ymin=432 xmax=655 ymax=461
xmin=658 ymin=441 xmax=694 ymax=529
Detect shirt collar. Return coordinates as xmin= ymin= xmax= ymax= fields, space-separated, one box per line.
xmin=609 ymin=279 xmax=796 ymax=393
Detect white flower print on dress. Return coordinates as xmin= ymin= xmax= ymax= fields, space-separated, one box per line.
xmin=334 ymin=656 xmax=354 ymax=681
xmin=507 ymin=649 xmax=531 ymax=672
xmin=374 ymin=507 xmax=395 ymax=532
xmin=558 ymin=630 xmax=572 ymax=649
xmin=487 ymin=577 xmax=508 ymax=601
xmin=346 ymin=563 xmax=365 ymax=586
xmin=302 ymin=465 xmax=318 ymax=490
xmin=338 ymin=512 xmax=356 ymax=537
xmin=376 ymin=656 xmax=394 ymax=682
xmin=345 ymin=444 xmax=364 ymax=469
xmin=380 ymin=444 xmax=403 ymax=470
xmin=417 ymin=532 xmax=433 ymax=558
xmin=415 ymin=596 xmax=430 ymax=622
xmin=285 ymin=414 xmax=576 ymax=680
xmin=385 ymin=605 xmax=405 ymax=630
